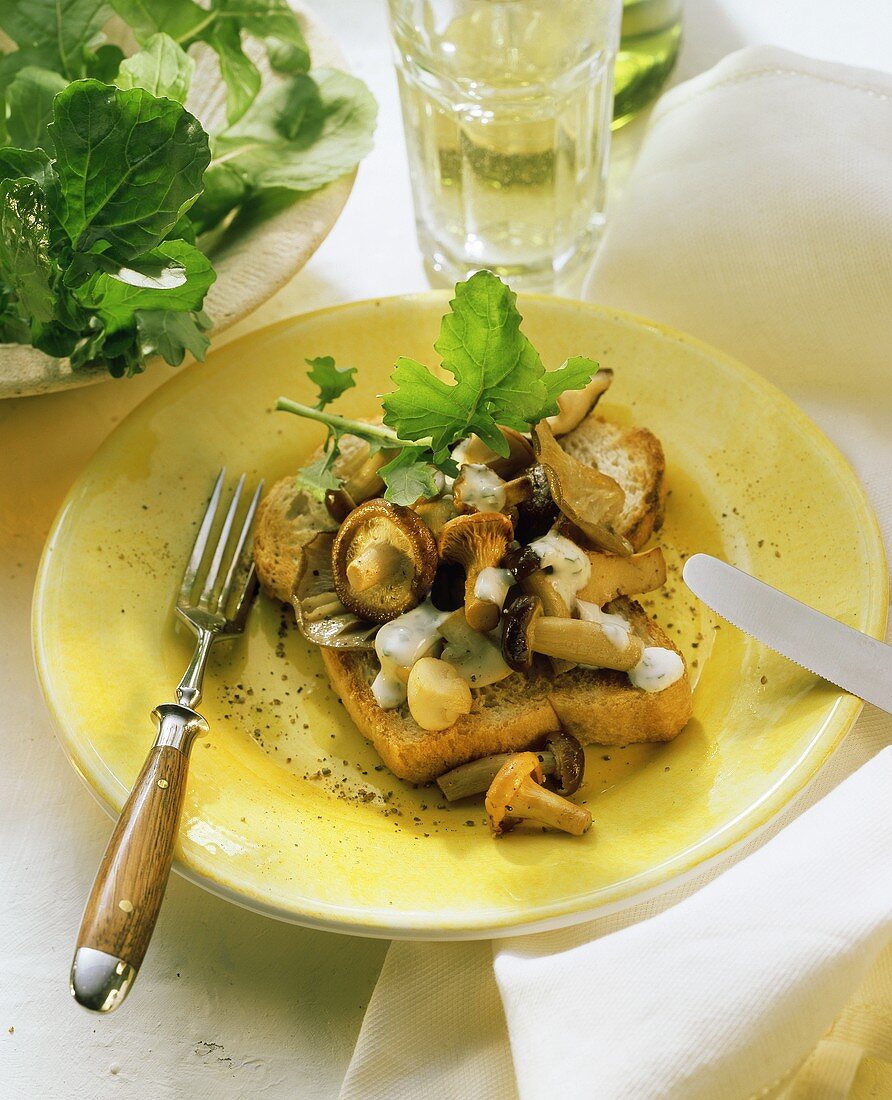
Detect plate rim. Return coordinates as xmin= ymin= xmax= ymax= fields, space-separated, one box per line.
xmin=32 ymin=291 xmax=889 ymax=939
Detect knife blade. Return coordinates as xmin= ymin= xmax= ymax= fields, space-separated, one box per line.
xmin=682 ymin=553 xmax=892 ymax=714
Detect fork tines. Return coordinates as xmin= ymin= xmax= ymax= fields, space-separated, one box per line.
xmin=178 ymin=469 xmax=264 ymax=629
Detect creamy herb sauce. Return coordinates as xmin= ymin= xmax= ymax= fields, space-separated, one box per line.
xmin=372 ymin=600 xmax=449 ymax=709
xmin=473 ymin=567 xmax=513 ymax=610
xmin=628 ymin=647 xmax=684 ymax=692
xmin=458 ymin=464 xmax=506 ymax=513
xmin=528 ymin=531 xmax=592 ymax=606
xmin=576 ymin=599 xmax=632 ymax=649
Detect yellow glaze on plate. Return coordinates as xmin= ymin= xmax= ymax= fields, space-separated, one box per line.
xmin=33 ymin=295 xmax=888 ymax=938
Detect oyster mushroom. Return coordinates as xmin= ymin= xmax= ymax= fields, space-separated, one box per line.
xmin=546 ymin=368 xmax=613 ymax=436
xmin=485 ymin=752 xmax=592 ymax=836
xmin=437 ymin=512 xmax=514 ymax=632
xmin=435 ymin=728 xmax=584 ymax=801
xmin=289 ymin=533 xmax=380 ymax=649
xmin=576 ymin=546 xmax=667 ymax=606
xmin=532 ymin=420 xmax=632 ymax=556
xmin=501 ymin=593 xmax=644 ymax=672
xmin=332 ymin=500 xmax=438 ymax=624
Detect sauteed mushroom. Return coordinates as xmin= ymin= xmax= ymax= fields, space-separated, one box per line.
xmin=437 ymin=512 xmax=514 ymax=632
xmin=452 ymin=428 xmax=535 ymax=479
xmin=485 ymin=753 xmax=591 ymax=836
xmin=332 ymin=500 xmax=438 ymax=624
xmin=501 ymin=594 xmax=644 ymax=673
xmin=546 ymin=368 xmax=613 ymax=436
xmin=435 ymin=728 xmax=585 ymax=801
xmin=576 ymin=546 xmax=667 ymax=606
xmin=532 ymin=421 xmax=632 ymax=556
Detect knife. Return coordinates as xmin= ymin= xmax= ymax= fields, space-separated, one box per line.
xmin=682 ymin=553 xmax=892 ymax=714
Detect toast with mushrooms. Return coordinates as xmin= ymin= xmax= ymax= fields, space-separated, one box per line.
xmin=254 ymin=390 xmax=692 ymax=785
xmin=321 ymin=597 xmax=690 ymax=783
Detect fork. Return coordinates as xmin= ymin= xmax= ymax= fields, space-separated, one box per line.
xmin=70 ymin=470 xmax=263 ymax=1013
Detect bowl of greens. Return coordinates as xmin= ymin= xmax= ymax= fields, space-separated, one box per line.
xmin=0 ymin=0 xmax=376 ymax=398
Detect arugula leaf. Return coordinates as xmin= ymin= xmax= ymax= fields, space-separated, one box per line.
xmin=0 ymin=148 xmax=55 ymax=189
xmin=0 ymin=178 xmax=59 ymax=325
xmin=210 ymin=68 xmax=377 ymax=192
xmin=306 ymin=355 xmax=356 ymax=408
xmin=136 ymin=308 xmax=211 ymax=366
xmin=115 ymin=33 xmax=194 ymax=103
xmin=0 ymin=0 xmax=111 ymax=81
xmin=73 ymin=240 xmax=215 ymax=331
xmin=109 ymin=0 xmax=309 ymax=125
xmin=539 ymin=356 xmax=598 ymax=419
xmin=378 ymin=448 xmax=441 ymax=508
xmin=382 ymin=271 xmax=549 ymax=453
xmin=294 ymin=453 xmax=341 ymax=501
xmin=6 ymin=67 xmax=68 ymax=149
xmin=48 ymin=80 xmax=210 ymax=260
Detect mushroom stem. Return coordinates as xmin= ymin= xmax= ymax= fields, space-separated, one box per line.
xmin=344 ymin=451 xmax=392 ymax=503
xmin=437 ymin=751 xmax=557 ymax=801
xmin=531 ymin=617 xmax=644 ymax=670
xmin=508 ymin=781 xmax=592 ymax=836
xmin=347 ymin=543 xmax=410 ymax=593
xmin=464 ymin=567 xmax=502 ymax=632
xmin=502 ymin=477 xmax=533 ymax=507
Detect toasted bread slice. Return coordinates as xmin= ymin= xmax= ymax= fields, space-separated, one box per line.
xmin=560 ymin=416 xmax=666 ymax=550
xmin=322 ymin=599 xmax=691 ymax=783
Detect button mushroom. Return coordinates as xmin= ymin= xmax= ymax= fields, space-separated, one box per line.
xmin=407 ymin=656 xmax=473 ymax=731
xmin=435 ymin=728 xmax=584 ymax=801
xmin=332 ymin=500 xmax=438 ymax=624
xmin=576 ymin=546 xmax=667 ymax=605
xmin=485 ymin=752 xmax=592 ymax=836
xmin=546 ymin=368 xmax=613 ymax=436
xmin=532 ymin=420 xmax=632 ymax=556
xmin=437 ymin=512 xmax=514 ymax=632
xmin=501 ymin=593 xmax=644 ymax=672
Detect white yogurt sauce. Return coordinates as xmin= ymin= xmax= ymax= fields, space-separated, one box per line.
xmin=576 ymin=599 xmax=632 ymax=649
xmin=458 ymin=464 xmax=506 ymax=513
xmin=628 ymin=647 xmax=685 ymax=692
xmin=372 ymin=600 xmax=449 ymax=709
xmin=473 ymin=567 xmax=513 ymax=611
xmin=528 ymin=531 xmax=592 ymax=606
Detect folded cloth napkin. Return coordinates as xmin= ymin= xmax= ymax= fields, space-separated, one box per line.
xmin=340 ymin=47 xmax=892 ymax=1100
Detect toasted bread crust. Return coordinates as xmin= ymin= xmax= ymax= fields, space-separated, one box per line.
xmin=321 ymin=600 xmax=691 ymax=783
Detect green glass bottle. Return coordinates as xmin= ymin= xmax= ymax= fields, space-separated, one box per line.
xmin=613 ymin=0 xmax=683 ymax=128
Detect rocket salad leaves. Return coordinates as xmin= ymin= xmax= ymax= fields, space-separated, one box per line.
xmin=276 ymin=271 xmax=599 ymax=507
xmin=0 ymin=4 xmax=375 ymax=377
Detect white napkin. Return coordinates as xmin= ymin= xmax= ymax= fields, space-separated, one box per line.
xmin=340 ymin=47 xmax=892 ymax=1100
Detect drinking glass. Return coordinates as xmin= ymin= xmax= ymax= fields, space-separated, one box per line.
xmin=387 ymin=0 xmax=622 ymax=290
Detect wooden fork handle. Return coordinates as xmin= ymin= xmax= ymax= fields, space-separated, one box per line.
xmin=70 ymin=704 xmax=208 ymax=1012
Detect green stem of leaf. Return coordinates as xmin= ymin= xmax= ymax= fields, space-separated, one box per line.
xmin=275 ymin=397 xmax=431 ymax=448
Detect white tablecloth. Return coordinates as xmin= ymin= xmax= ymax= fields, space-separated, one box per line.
xmin=2 ymin=2 xmax=889 ymax=1096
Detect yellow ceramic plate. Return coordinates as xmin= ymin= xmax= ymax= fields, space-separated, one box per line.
xmin=33 ymin=295 xmax=887 ymax=938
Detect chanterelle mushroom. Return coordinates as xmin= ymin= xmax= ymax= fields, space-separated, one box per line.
xmin=501 ymin=593 xmax=644 ymax=673
xmin=332 ymin=499 xmax=438 ymax=624
xmin=486 ymin=752 xmax=592 ymax=836
xmin=437 ymin=512 xmax=514 ymax=632
xmin=532 ymin=420 xmax=632 ymax=556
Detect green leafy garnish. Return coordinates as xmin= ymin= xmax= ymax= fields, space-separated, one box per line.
xmin=276 ymin=271 xmax=599 ymax=507
xmin=0 ymin=5 xmax=376 ymax=378
xmin=306 ymin=355 xmax=356 ymax=407
xmin=115 ymin=33 xmax=195 ymax=103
